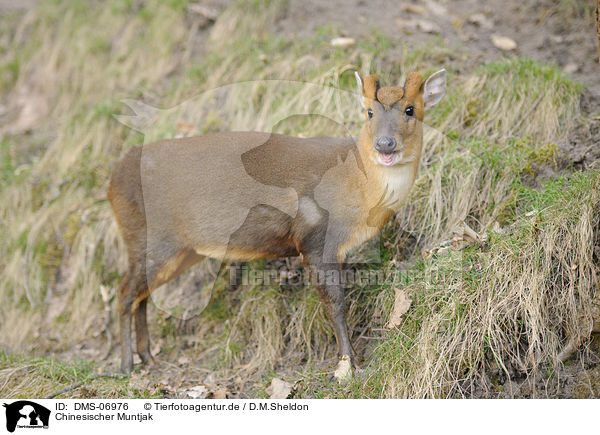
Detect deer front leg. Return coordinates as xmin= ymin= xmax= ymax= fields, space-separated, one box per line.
xmin=302 ymin=252 xmax=353 ymax=380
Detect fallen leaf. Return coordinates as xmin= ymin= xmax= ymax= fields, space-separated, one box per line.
xmin=212 ymin=389 xmax=228 ymax=399
xmin=402 ymin=4 xmax=427 ymax=15
xmin=266 ymin=378 xmax=293 ymax=399
xmin=387 ymin=288 xmax=412 ymax=328
xmin=491 ymin=35 xmax=517 ymax=51
xmin=186 ymin=385 xmax=208 ymax=399
xmin=330 ymin=37 xmax=356 ymax=47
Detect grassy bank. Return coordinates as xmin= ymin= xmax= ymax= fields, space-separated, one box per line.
xmin=0 ymin=0 xmax=597 ymax=398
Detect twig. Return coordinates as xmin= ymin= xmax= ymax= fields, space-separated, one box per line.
xmin=45 ymin=373 xmax=127 ymax=399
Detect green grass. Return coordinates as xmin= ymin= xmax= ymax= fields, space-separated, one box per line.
xmin=0 ymin=351 xmax=161 ymax=399
xmin=338 ymin=169 xmax=600 ymax=398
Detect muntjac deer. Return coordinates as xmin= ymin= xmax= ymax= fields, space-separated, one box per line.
xmin=109 ymin=69 xmax=446 ymax=377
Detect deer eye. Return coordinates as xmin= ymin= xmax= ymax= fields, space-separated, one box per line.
xmin=367 ymin=108 xmax=373 ymax=119
xmin=405 ymin=106 xmax=415 ymax=117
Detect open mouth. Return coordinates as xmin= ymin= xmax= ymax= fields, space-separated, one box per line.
xmin=378 ymin=151 xmax=400 ymax=166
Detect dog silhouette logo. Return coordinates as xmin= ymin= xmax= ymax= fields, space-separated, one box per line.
xmin=2 ymin=401 xmax=50 ymax=432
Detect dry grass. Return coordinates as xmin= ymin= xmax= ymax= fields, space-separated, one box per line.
xmin=0 ymin=350 xmax=157 ymax=398
xmin=0 ymin=0 xmax=597 ymax=398
xmin=360 ymin=171 xmax=600 ymax=398
xmin=0 ymin=0 xmax=195 ymax=352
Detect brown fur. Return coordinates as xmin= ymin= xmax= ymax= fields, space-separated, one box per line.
xmin=362 ymin=74 xmax=380 ymax=100
xmin=404 ymin=72 xmax=423 ymax=99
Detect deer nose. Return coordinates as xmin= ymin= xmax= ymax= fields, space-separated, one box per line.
xmin=375 ymin=136 xmax=397 ymax=153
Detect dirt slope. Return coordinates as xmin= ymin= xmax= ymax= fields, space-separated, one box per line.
xmin=278 ymin=0 xmax=600 ymax=168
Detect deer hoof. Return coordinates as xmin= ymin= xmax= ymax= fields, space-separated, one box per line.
xmin=333 ymin=355 xmax=352 ymax=382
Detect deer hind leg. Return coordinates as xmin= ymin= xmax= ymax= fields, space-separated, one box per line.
xmin=119 ymin=247 xmax=149 ymax=372
xmin=132 ymin=247 xmax=204 ymax=365
xmin=118 ymin=269 xmax=135 ymax=373
xmin=133 ymin=279 xmax=153 ymax=365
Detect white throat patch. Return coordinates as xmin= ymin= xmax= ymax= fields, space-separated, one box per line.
xmin=379 ymin=165 xmax=415 ymax=209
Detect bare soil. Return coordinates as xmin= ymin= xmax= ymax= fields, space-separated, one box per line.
xmin=279 ymin=0 xmax=600 ymax=169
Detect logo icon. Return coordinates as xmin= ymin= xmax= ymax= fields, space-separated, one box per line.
xmin=2 ymin=401 xmax=50 ymax=433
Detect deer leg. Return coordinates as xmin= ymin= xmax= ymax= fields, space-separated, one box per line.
xmin=118 ymin=271 xmax=134 ymax=373
xmin=302 ymin=252 xmax=353 ymax=377
xmin=132 ymin=247 xmax=203 ymax=366
xmin=134 ymin=297 xmax=153 ymax=365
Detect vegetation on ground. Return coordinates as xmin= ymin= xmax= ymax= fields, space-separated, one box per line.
xmin=0 ymin=0 xmax=598 ymax=398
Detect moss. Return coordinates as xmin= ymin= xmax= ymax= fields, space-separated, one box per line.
xmin=519 ymin=141 xmax=560 ymax=176
xmin=464 ymin=98 xmax=479 ymax=127
xmin=496 ymin=189 xmax=518 ymax=225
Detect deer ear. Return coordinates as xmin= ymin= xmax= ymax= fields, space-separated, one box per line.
xmin=422 ymin=69 xmax=446 ymax=109
xmin=354 ymin=71 xmax=366 ymax=109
